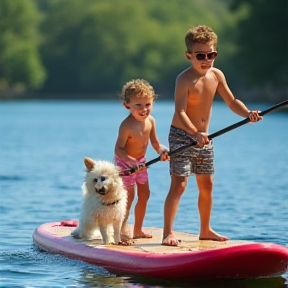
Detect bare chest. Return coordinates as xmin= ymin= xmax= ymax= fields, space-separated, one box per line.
xmin=187 ymin=75 xmax=218 ymax=104
xmin=127 ymin=121 xmax=151 ymax=142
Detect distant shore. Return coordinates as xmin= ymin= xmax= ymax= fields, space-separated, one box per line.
xmin=0 ymin=87 xmax=287 ymax=104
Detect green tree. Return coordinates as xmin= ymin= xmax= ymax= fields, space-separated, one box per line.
xmin=39 ymin=0 xmax=233 ymax=95
xmin=0 ymin=0 xmax=46 ymax=94
xmin=229 ymin=0 xmax=288 ymax=87
xmin=39 ymin=0 xmax=88 ymax=93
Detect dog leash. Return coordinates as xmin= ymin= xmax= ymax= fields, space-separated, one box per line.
xmin=119 ymin=100 xmax=288 ymax=176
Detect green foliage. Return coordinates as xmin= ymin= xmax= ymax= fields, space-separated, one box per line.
xmin=2 ymin=0 xmax=286 ymax=98
xmin=39 ymin=0 xmax=232 ymax=94
xmin=229 ymin=0 xmax=288 ymax=87
xmin=0 ymin=0 xmax=46 ymax=93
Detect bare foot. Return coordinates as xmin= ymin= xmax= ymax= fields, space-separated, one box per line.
xmin=121 ymin=233 xmax=132 ymax=242
xmin=117 ymin=240 xmax=134 ymax=246
xmin=199 ymin=229 xmax=228 ymax=242
xmin=162 ymin=233 xmax=178 ymax=246
xmin=133 ymin=232 xmax=152 ymax=239
xmin=121 ymin=227 xmax=132 ymax=242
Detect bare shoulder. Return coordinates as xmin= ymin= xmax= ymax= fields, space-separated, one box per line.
xmin=119 ymin=115 xmax=132 ymax=131
xmin=148 ymin=114 xmax=155 ymax=121
xmin=176 ymin=67 xmax=191 ymax=84
xmin=175 ymin=68 xmax=192 ymax=96
xmin=209 ymin=67 xmax=226 ymax=81
xmin=147 ymin=115 xmax=156 ymax=126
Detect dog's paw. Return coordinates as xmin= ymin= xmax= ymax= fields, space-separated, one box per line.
xmin=105 ymin=242 xmax=116 ymax=245
xmin=120 ymin=232 xmax=132 ymax=242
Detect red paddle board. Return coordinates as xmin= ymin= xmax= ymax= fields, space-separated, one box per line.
xmin=33 ymin=220 xmax=288 ymax=280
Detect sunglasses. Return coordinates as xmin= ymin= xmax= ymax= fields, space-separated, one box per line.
xmin=195 ymin=51 xmax=218 ymax=61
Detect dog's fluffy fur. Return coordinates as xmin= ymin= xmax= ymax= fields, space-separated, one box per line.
xmin=71 ymin=157 xmax=127 ymax=244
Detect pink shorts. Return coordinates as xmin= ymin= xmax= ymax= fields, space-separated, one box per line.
xmin=114 ymin=155 xmax=148 ymax=188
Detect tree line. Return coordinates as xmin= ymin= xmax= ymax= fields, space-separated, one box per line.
xmin=0 ymin=0 xmax=287 ymax=101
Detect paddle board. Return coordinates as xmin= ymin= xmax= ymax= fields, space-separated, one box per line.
xmin=33 ymin=219 xmax=288 ymax=280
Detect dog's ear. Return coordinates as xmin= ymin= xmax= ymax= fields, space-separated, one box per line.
xmin=84 ymin=157 xmax=95 ymax=172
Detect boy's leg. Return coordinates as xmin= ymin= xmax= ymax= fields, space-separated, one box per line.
xmin=196 ymin=174 xmax=228 ymax=241
xmin=133 ymin=182 xmax=152 ymax=239
xmin=162 ymin=175 xmax=188 ymax=246
xmin=121 ymin=186 xmax=135 ymax=240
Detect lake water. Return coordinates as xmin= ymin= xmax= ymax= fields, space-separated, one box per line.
xmin=0 ymin=100 xmax=287 ymax=288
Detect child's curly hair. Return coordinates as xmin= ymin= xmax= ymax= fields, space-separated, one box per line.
xmin=120 ymin=79 xmax=158 ymax=104
xmin=185 ymin=25 xmax=217 ymax=53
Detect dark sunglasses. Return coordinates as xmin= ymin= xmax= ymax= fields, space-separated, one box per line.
xmin=195 ymin=51 xmax=218 ymax=61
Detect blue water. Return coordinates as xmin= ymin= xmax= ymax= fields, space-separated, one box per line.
xmin=0 ymin=100 xmax=287 ymax=288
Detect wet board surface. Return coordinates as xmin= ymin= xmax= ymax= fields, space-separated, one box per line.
xmin=33 ymin=220 xmax=288 ymax=280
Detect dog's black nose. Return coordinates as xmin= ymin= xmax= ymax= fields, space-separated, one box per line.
xmin=95 ymin=187 xmax=106 ymax=195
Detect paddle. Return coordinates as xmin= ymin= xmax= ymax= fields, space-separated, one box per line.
xmin=120 ymin=100 xmax=288 ymax=176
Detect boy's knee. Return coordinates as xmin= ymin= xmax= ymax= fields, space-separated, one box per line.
xmin=139 ymin=194 xmax=150 ymax=203
xmin=197 ymin=175 xmax=213 ymax=189
xmin=172 ymin=174 xmax=187 ymax=183
xmin=171 ymin=176 xmax=187 ymax=195
xmin=203 ymin=181 xmax=213 ymax=190
xmin=137 ymin=188 xmax=150 ymax=201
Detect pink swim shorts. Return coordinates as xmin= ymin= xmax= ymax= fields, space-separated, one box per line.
xmin=114 ymin=155 xmax=148 ymax=188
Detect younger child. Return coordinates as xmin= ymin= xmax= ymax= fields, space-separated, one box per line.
xmin=115 ymin=79 xmax=169 ymax=239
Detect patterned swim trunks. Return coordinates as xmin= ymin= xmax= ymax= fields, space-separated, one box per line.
xmin=169 ymin=125 xmax=215 ymax=176
xmin=114 ymin=155 xmax=148 ymax=188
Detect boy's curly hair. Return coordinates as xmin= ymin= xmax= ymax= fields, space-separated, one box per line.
xmin=120 ymin=79 xmax=158 ymax=104
xmin=185 ymin=25 xmax=217 ymax=53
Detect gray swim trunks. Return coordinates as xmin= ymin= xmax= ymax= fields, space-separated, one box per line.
xmin=169 ymin=125 xmax=215 ymax=176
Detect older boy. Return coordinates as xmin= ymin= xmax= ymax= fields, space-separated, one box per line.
xmin=163 ymin=25 xmax=262 ymax=246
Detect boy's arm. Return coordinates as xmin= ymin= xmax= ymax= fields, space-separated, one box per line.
xmin=215 ymin=69 xmax=262 ymax=122
xmin=149 ymin=116 xmax=162 ymax=153
xmin=149 ymin=117 xmax=169 ymax=160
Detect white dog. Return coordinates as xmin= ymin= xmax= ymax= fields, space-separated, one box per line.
xmin=71 ymin=157 xmax=128 ymax=245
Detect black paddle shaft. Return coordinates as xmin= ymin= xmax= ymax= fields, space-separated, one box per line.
xmin=124 ymin=100 xmax=288 ymax=175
